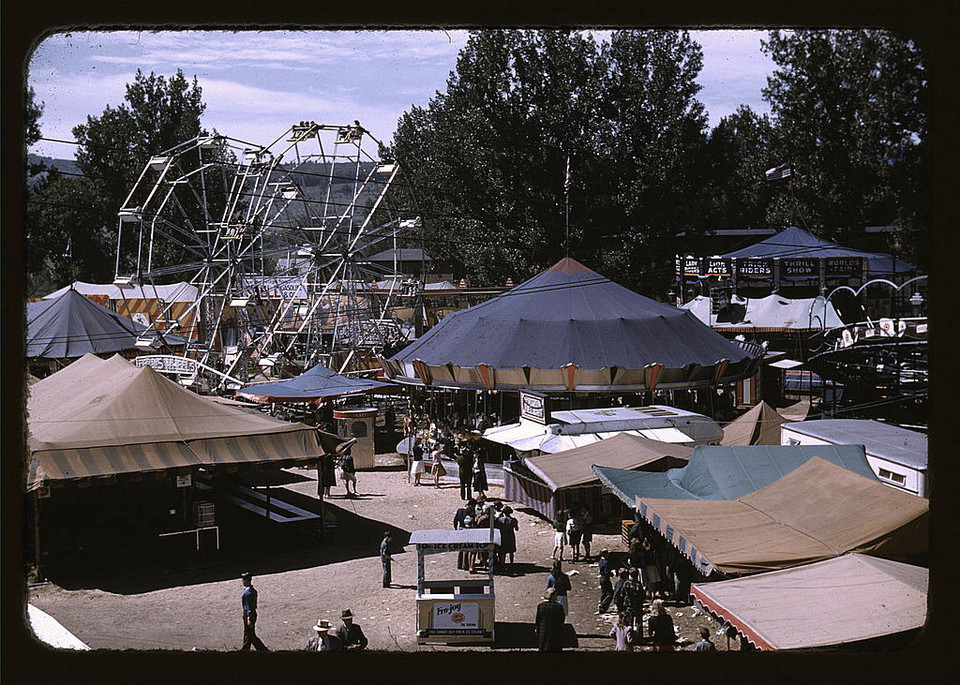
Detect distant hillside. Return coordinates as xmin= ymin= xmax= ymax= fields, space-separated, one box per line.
xmin=28 ymin=154 xmax=80 ymax=177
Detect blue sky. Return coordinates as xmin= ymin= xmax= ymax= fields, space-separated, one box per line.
xmin=27 ymin=29 xmax=777 ymax=160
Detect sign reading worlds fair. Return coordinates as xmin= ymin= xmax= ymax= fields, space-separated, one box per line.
xmin=520 ymin=391 xmax=548 ymax=424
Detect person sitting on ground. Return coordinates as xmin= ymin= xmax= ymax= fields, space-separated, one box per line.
xmin=694 ymin=626 xmax=717 ymax=652
xmin=647 ymin=599 xmax=677 ymax=652
xmin=609 ymin=610 xmax=638 ymax=652
xmin=545 ymin=559 xmax=572 ymax=617
xmin=304 ymin=619 xmax=342 ymax=651
xmin=333 ymin=609 xmax=368 ymax=651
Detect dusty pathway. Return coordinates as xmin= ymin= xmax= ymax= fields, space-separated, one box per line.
xmin=27 ymin=457 xmax=729 ymax=652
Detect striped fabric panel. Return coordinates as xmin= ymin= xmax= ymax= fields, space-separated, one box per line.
xmin=640 ymin=500 xmax=717 ymax=577
xmin=502 ymin=468 xmax=555 ymax=520
xmin=31 ymin=442 xmax=203 ymax=486
xmin=187 ymin=430 xmax=322 ymax=466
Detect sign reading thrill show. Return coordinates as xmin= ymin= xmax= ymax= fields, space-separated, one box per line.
xmin=781 ymin=258 xmax=819 ymax=278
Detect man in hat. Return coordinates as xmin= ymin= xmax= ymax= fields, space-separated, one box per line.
xmin=333 ymin=609 xmax=368 ymax=651
xmin=534 ymin=587 xmax=566 ymax=652
xmin=239 ymin=572 xmax=269 ymax=651
xmin=304 ymin=619 xmax=343 ymax=651
xmin=380 ymin=531 xmax=393 ymax=588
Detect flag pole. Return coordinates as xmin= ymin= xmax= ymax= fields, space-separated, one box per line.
xmin=564 ymin=155 xmax=571 ymax=258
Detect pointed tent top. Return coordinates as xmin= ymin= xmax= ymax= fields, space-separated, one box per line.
xmin=545 ymin=257 xmax=594 ymax=276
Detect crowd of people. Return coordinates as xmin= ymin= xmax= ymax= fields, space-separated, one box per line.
xmin=406 ymin=420 xmax=490 ymax=498
xmin=451 ymin=495 xmax=519 ymax=573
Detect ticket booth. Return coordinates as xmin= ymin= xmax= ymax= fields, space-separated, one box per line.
xmin=333 ymin=407 xmax=377 ymax=469
xmin=409 ymin=528 xmax=500 ymax=645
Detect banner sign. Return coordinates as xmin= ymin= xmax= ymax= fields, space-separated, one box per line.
xmin=825 ymin=257 xmax=865 ymax=278
xmin=433 ymin=602 xmax=480 ymax=630
xmin=676 ymin=257 xmax=702 ymax=277
xmin=781 ymin=258 xmax=819 ymax=279
xmin=736 ymin=258 xmax=773 ymax=278
xmin=703 ymin=258 xmax=732 ymax=277
xmin=135 ymin=355 xmax=199 ymax=375
xmin=520 ymin=391 xmax=549 ymax=424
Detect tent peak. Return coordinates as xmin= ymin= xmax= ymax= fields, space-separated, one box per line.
xmin=545 ymin=257 xmax=594 ymax=276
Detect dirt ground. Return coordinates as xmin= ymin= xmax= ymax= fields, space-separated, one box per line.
xmin=26 ymin=455 xmax=734 ymax=653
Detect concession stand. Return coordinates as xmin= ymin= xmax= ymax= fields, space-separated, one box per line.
xmin=409 ymin=528 xmax=500 ymax=645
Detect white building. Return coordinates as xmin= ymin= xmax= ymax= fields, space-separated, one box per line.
xmin=780 ymin=419 xmax=927 ymax=497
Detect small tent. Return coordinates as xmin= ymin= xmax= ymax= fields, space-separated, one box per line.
xmin=237 ymin=364 xmax=393 ymax=403
xmin=720 ymin=401 xmax=791 ymax=446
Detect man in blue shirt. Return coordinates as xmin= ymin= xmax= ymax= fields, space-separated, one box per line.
xmin=240 ymin=572 xmax=269 ymax=651
xmin=380 ymin=531 xmax=393 ymax=588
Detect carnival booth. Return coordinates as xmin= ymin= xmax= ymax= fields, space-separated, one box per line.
xmin=409 ymin=528 xmax=501 ymax=645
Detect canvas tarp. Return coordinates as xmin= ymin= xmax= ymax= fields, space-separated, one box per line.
xmin=721 ymin=226 xmax=914 ymax=278
xmin=594 ymin=443 xmax=874 ymax=506
xmin=681 ymin=294 xmax=844 ymax=332
xmin=26 ymin=354 xmax=343 ymax=491
xmin=27 ymin=288 xmax=188 ymax=359
xmin=720 ymin=401 xmax=791 ymax=446
xmin=384 ymin=257 xmax=761 ymax=391
xmin=523 ymin=433 xmax=692 ymax=491
xmin=236 ymin=363 xmax=393 ymax=403
xmin=637 ymin=457 xmax=929 ymax=576
xmin=690 ymin=554 xmax=927 ymax=650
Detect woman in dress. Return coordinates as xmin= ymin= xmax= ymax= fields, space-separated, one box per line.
xmin=409 ymin=438 xmax=425 ymax=486
xmin=472 ymin=450 xmax=488 ymax=497
xmin=545 ymin=559 xmax=572 ymax=617
xmin=496 ymin=505 xmax=519 ymax=569
xmin=647 ymin=599 xmax=676 ymax=652
xmin=430 ymin=446 xmax=447 ymax=488
xmin=565 ymin=509 xmax=583 ymax=561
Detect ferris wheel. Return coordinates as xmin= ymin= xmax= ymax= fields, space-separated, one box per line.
xmin=114 ymin=121 xmax=419 ymax=388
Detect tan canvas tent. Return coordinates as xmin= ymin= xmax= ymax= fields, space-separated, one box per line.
xmin=691 ymin=554 xmax=927 ymax=650
xmin=637 ymin=457 xmax=928 ymax=576
xmin=720 ymin=401 xmax=790 ymax=446
xmin=26 ymin=354 xmax=342 ymax=491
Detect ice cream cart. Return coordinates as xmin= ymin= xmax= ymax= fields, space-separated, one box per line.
xmin=409 ymin=528 xmax=501 ymax=645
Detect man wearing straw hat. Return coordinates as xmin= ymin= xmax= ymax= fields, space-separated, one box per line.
xmin=304 ymin=618 xmax=342 ymax=651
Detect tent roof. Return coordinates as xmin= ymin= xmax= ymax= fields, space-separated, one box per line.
xmin=637 ymin=457 xmax=929 ymax=576
xmin=781 ymin=419 xmax=927 ymax=470
xmin=681 ymin=294 xmax=844 ymax=332
xmin=26 ymin=289 xmax=187 ymax=359
xmin=721 ymin=226 xmax=913 ymax=277
xmin=388 ymin=258 xmax=759 ymax=387
xmin=43 ymin=281 xmax=198 ymax=302
xmin=236 ymin=364 xmax=393 ymax=403
xmin=26 ymin=354 xmax=342 ymax=490
xmin=523 ymin=433 xmax=692 ymax=491
xmin=720 ymin=401 xmax=790 ymax=446
xmin=690 ymin=554 xmax=927 ymax=650
xmin=594 ymin=443 xmax=874 ymax=505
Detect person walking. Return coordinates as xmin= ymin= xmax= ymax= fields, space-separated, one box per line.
xmin=496 ymin=506 xmax=519 ymax=569
xmin=380 ymin=531 xmax=393 ymax=588
xmin=409 ymin=438 xmax=425 ymax=486
xmin=609 ymin=611 xmax=638 ymax=651
xmin=595 ymin=549 xmax=615 ymax=614
xmin=551 ymin=510 xmax=567 ymax=561
xmin=579 ymin=504 xmax=594 ymax=560
xmin=334 ymin=609 xmax=368 ymax=651
xmin=239 ymin=572 xmax=269 ymax=651
xmin=545 ymin=560 xmax=572 ymax=617
xmin=430 ymin=445 xmax=447 ymax=488
xmin=339 ymin=448 xmax=358 ymax=497
xmin=534 ymin=588 xmax=566 ymax=652
xmin=622 ymin=568 xmax=646 ymax=636
xmin=319 ymin=452 xmax=337 ymax=498
xmin=566 ymin=509 xmax=583 ymax=561
xmin=612 ymin=568 xmax=629 ymax=616
xmin=694 ymin=626 xmax=717 ymax=652
xmin=472 ymin=451 xmax=488 ymax=498
xmin=304 ymin=618 xmax=342 ymax=651
xmin=647 ymin=599 xmax=677 ymax=652
xmin=455 ymin=440 xmax=475 ymax=500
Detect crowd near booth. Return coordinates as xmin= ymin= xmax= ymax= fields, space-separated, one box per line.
xmin=26 ymin=288 xmax=188 ymax=374
xmin=25 ymin=353 xmax=343 ymax=575
xmin=780 ymin=419 xmax=928 ymax=497
xmin=634 ymin=457 xmax=928 ymax=577
xmin=381 ymin=257 xmax=761 ymax=392
xmin=409 ymin=528 xmax=500 ymax=645
xmin=691 ymin=554 xmax=927 ymax=650
xmin=502 ymin=433 xmax=691 ymax=522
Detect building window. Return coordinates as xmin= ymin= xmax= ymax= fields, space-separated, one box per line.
xmin=878 ymin=467 xmax=906 ymax=485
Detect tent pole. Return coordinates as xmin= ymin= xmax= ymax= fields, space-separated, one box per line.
xmin=34 ymin=491 xmax=43 ymax=580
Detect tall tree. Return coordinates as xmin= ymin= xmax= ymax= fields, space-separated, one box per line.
xmin=761 ymin=29 xmax=927 ymax=267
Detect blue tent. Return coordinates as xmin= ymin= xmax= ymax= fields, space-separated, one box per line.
xmin=721 ymin=226 xmax=913 ymax=278
xmin=382 ymin=258 xmax=761 ymax=391
xmin=593 ymin=444 xmax=875 ymax=506
xmin=26 ymin=288 xmax=188 ymax=359
xmin=237 ymin=364 xmax=393 ymax=403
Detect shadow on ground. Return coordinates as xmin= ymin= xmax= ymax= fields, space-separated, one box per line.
xmin=491 ymin=621 xmax=579 ymax=650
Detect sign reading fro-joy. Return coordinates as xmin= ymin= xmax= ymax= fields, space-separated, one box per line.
xmin=433 ymin=602 xmax=480 ymax=630
xmin=781 ymin=258 xmax=819 ymax=279
xmin=736 ymin=259 xmax=773 ymax=278
xmin=520 ymin=391 xmax=548 ymax=424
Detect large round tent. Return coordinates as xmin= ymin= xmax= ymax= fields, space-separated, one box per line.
xmin=380 ymin=258 xmax=762 ymax=391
